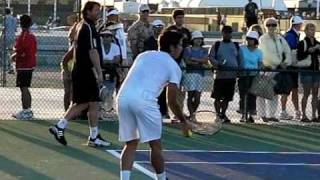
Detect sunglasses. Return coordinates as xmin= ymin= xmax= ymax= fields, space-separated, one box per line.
xmin=266 ymin=24 xmax=277 ymax=27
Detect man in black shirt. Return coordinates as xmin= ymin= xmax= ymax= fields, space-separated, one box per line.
xmin=49 ymin=1 xmax=110 ymax=147
xmin=166 ymin=9 xmax=191 ymax=64
xmin=165 ymin=9 xmax=191 ymax=121
xmin=244 ymin=0 xmax=259 ymax=28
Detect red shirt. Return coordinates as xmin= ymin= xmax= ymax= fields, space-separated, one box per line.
xmin=14 ymin=30 xmax=37 ymax=70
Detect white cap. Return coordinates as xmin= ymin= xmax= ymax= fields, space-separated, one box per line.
xmin=100 ymin=29 xmax=113 ymax=36
xmin=246 ymin=31 xmax=259 ymax=40
xmin=291 ymin=16 xmax=303 ymax=25
xmin=191 ymin=31 xmax=204 ymax=40
xmin=152 ymin=19 xmax=164 ymax=27
xmin=107 ymin=9 xmax=119 ymax=17
xmin=139 ymin=4 xmax=150 ymax=12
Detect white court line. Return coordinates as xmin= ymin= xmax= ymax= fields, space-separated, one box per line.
xmin=110 ymin=149 xmax=320 ymax=155
xmin=106 ymin=150 xmax=156 ymax=180
xmin=134 ymin=161 xmax=320 ymax=166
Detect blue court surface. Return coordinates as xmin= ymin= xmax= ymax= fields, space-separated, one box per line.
xmin=107 ymin=150 xmax=320 ymax=180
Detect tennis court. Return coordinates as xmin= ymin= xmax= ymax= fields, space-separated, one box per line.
xmin=0 ymin=120 xmax=319 ymax=179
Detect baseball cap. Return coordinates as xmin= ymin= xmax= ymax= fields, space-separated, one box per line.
xmin=291 ymin=16 xmax=303 ymax=25
xmin=152 ymin=19 xmax=165 ymax=27
xmin=107 ymin=9 xmax=119 ymax=17
xmin=246 ymin=31 xmax=259 ymax=40
xmin=139 ymin=4 xmax=150 ymax=12
xmin=191 ymin=31 xmax=204 ymax=40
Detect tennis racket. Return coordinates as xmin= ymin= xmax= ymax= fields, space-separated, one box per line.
xmin=189 ymin=110 xmax=222 ymax=135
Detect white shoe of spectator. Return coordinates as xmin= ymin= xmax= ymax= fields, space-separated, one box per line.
xmin=279 ymin=111 xmax=293 ymax=120
xmin=12 ymin=109 xmax=33 ymax=120
xmin=294 ymin=111 xmax=301 ymax=120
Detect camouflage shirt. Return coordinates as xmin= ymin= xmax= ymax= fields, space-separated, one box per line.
xmin=127 ymin=20 xmax=153 ymax=59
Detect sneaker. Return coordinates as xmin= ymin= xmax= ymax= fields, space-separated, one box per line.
xmin=260 ymin=117 xmax=269 ymax=122
xmin=49 ymin=125 xmax=67 ymax=146
xmin=294 ymin=111 xmax=301 ymax=120
xmin=87 ymin=134 xmax=111 ymax=147
xmin=269 ymin=117 xmax=279 ymax=122
xmin=240 ymin=116 xmax=246 ymax=123
xmin=313 ymin=118 xmax=320 ymax=123
xmin=247 ymin=116 xmax=255 ymax=123
xmin=279 ymin=111 xmax=293 ymax=120
xmin=301 ymin=117 xmax=311 ymax=123
xmin=221 ymin=114 xmax=231 ymax=123
xmin=12 ymin=110 xmax=33 ymax=120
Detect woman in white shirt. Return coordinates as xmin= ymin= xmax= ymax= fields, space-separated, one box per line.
xmin=100 ymin=29 xmax=121 ymax=116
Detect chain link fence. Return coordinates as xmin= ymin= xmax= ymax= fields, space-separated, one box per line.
xmin=0 ymin=1 xmax=319 ymax=127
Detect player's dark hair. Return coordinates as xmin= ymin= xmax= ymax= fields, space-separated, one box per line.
xmin=20 ymin=15 xmax=32 ymax=29
xmin=159 ymin=30 xmax=183 ymax=53
xmin=82 ymin=1 xmax=100 ymax=18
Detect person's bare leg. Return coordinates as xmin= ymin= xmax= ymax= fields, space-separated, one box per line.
xmin=311 ymin=84 xmax=319 ymax=119
xmin=21 ymin=87 xmax=31 ymax=109
xmin=301 ymin=85 xmax=311 ymax=119
xmin=149 ymin=139 xmax=166 ymax=180
xmin=120 ymin=139 xmax=139 ymax=180
xmin=64 ymin=103 xmax=89 ymax=121
xmin=280 ymin=95 xmax=288 ymax=112
xmin=88 ymin=101 xmax=99 ymax=127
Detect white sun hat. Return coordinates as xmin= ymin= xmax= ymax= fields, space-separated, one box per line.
xmin=191 ymin=31 xmax=204 ymax=40
xmin=246 ymin=31 xmax=259 ymax=40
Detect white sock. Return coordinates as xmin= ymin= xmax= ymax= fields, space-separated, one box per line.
xmin=120 ymin=170 xmax=131 ymax=180
xmin=57 ymin=118 xmax=68 ymax=129
xmin=89 ymin=126 xmax=98 ymax=139
xmin=156 ymin=172 xmax=166 ymax=180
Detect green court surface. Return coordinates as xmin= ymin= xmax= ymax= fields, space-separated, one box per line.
xmin=0 ymin=120 xmax=319 ymax=180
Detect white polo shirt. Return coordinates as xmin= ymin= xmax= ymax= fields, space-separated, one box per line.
xmin=117 ymin=51 xmax=182 ymax=103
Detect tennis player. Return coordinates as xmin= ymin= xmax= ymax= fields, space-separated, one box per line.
xmin=116 ymin=30 xmax=191 ymax=180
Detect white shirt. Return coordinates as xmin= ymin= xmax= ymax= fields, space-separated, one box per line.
xmin=101 ymin=42 xmax=120 ymax=61
xmin=117 ymin=51 xmax=182 ymax=102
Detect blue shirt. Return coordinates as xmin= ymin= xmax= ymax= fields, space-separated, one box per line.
xmin=240 ymin=45 xmax=263 ymax=76
xmin=183 ymin=47 xmax=208 ymax=75
xmin=284 ymin=28 xmax=299 ymax=50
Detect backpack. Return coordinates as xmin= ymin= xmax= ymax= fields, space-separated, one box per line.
xmin=214 ymin=41 xmax=240 ymax=60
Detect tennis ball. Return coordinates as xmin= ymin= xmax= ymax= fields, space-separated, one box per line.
xmin=185 ymin=130 xmax=193 ymax=137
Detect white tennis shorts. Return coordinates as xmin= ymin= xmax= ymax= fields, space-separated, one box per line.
xmin=117 ymin=97 xmax=162 ymax=143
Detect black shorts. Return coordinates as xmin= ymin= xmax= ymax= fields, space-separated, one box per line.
xmin=246 ymin=17 xmax=258 ymax=28
xmin=72 ymin=71 xmax=100 ymax=104
xmin=211 ymin=79 xmax=236 ymax=101
xmin=16 ymin=70 xmax=33 ymax=87
xmin=289 ymin=72 xmax=299 ymax=89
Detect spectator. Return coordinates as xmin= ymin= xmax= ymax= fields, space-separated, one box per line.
xmin=104 ymin=8 xmax=129 ymax=93
xmin=144 ymin=19 xmax=169 ymax=119
xmin=244 ymin=0 xmax=259 ymax=28
xmin=166 ymin=9 xmax=192 ymax=121
xmin=49 ymin=1 xmax=110 ymax=147
xmin=298 ymin=23 xmax=320 ymax=122
xmin=257 ymin=17 xmax=292 ymax=122
xmin=3 ymin=8 xmax=17 ymax=74
xmin=183 ymin=31 xmax=209 ymax=121
xmin=99 ymin=29 xmax=121 ymax=120
xmin=248 ymin=24 xmax=264 ymax=37
xmin=127 ymin=4 xmax=153 ymax=60
xmin=281 ymin=16 xmax=304 ymax=120
xmin=61 ymin=15 xmax=78 ymax=111
xmin=220 ymin=14 xmax=227 ymax=27
xmin=11 ymin=15 xmax=37 ymax=120
xmin=238 ymin=31 xmax=263 ymax=123
xmin=209 ymin=26 xmax=240 ymax=123
xmin=46 ymin=16 xmax=53 ymax=28
xmin=216 ymin=10 xmax=222 ymax=31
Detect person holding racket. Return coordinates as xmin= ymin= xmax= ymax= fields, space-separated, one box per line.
xmin=116 ymin=30 xmax=192 ymax=180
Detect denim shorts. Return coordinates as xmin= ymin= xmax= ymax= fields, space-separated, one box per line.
xmin=300 ymin=72 xmax=320 ymax=85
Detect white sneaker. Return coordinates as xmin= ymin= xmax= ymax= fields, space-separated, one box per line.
xmin=279 ymin=111 xmax=293 ymax=120
xmin=294 ymin=111 xmax=301 ymax=120
xmin=12 ymin=110 xmax=33 ymax=120
xmin=87 ymin=134 xmax=111 ymax=147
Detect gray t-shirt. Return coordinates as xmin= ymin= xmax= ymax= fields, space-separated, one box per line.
xmin=209 ymin=41 xmax=240 ymax=79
